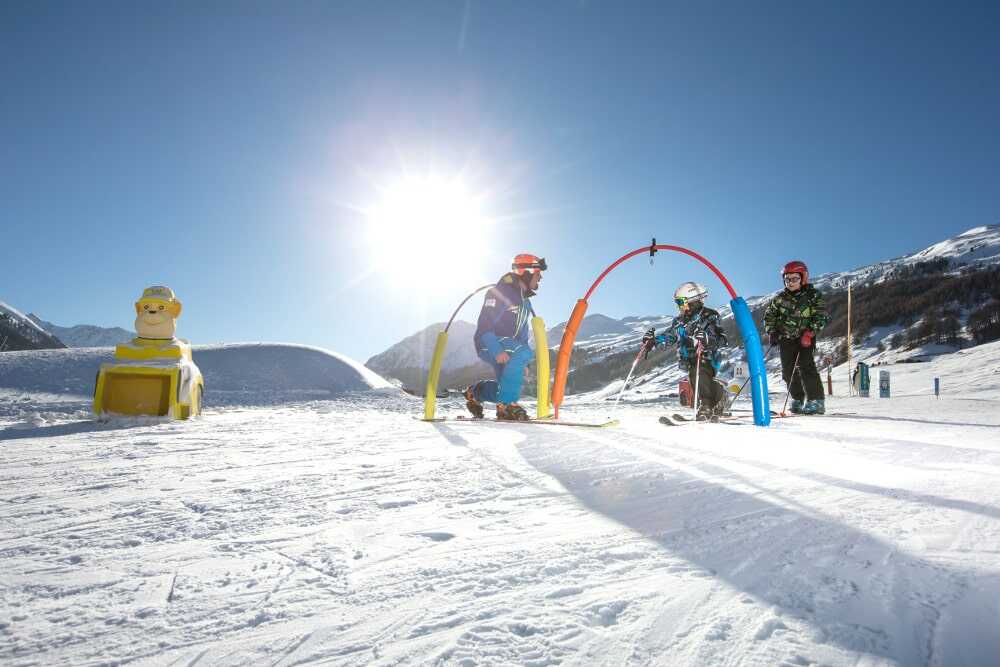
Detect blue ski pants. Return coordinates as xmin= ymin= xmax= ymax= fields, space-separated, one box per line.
xmin=471 ymin=339 xmax=534 ymax=405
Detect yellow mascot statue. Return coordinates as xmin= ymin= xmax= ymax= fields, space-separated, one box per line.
xmin=93 ymin=286 xmax=204 ymax=419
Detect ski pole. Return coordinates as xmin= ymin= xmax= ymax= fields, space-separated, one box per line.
xmin=615 ymin=341 xmax=650 ymax=406
xmin=693 ymin=341 xmax=703 ymax=420
xmin=780 ymin=350 xmax=802 ymax=416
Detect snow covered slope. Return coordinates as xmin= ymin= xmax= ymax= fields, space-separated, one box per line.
xmin=28 ymin=314 xmax=134 ymax=347
xmin=0 ymin=343 xmax=393 ymax=406
xmin=2 ymin=351 xmax=999 ymax=666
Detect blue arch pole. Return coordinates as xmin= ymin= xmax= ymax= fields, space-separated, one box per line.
xmin=730 ymin=297 xmax=770 ymax=426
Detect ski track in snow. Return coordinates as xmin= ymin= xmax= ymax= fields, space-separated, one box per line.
xmin=2 ymin=389 xmax=1000 ymax=666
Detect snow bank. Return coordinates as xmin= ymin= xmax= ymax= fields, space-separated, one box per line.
xmin=0 ymin=343 xmax=394 ymax=405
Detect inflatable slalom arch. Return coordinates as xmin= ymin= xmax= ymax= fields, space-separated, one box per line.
xmin=422 ymin=285 xmax=551 ymax=421
xmin=552 ymin=242 xmax=771 ymax=426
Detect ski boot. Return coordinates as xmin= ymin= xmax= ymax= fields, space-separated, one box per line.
xmin=696 ymin=404 xmax=714 ymax=422
xmin=497 ymin=402 xmax=530 ymax=421
xmin=802 ymin=399 xmax=825 ymax=415
xmin=789 ymin=399 xmax=804 ymax=414
xmin=464 ymin=385 xmax=484 ymax=419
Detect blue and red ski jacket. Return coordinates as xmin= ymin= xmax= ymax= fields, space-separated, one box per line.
xmin=474 ymin=273 xmax=535 ymax=359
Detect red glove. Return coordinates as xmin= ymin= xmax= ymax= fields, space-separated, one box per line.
xmin=800 ymin=330 xmax=815 ymax=348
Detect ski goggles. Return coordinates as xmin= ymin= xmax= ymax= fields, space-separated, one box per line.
xmin=783 ymin=274 xmax=802 ymax=283
xmin=512 ymin=257 xmax=547 ymax=274
xmin=674 ymin=297 xmax=690 ymax=307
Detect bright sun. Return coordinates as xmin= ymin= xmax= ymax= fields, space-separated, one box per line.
xmin=364 ymin=174 xmax=490 ymax=285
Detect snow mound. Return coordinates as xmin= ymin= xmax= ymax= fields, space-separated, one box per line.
xmin=0 ymin=342 xmax=394 ymax=405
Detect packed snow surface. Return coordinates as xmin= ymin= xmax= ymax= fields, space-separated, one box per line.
xmin=2 ymin=344 xmax=1000 ymax=665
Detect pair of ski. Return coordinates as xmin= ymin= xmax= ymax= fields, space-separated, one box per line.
xmin=659 ymin=412 xmax=743 ymax=426
xmin=423 ymin=415 xmax=619 ymax=428
xmin=658 ymin=410 xmax=855 ymax=426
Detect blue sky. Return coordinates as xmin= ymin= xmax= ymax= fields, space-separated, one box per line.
xmin=3 ymin=1 xmax=999 ymax=361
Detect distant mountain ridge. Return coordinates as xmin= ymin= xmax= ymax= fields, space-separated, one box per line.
xmin=0 ymin=301 xmax=66 ymax=351
xmin=28 ymin=315 xmax=134 ymax=348
xmin=810 ymin=224 xmax=1000 ymax=292
xmin=366 ymin=320 xmax=485 ymax=375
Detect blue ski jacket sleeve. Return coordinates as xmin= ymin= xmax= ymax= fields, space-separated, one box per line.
xmin=474 ymin=274 xmax=534 ymax=359
xmin=650 ymin=306 xmax=728 ymax=368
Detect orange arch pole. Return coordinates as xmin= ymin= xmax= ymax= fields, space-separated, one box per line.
xmin=552 ymin=244 xmax=741 ymax=420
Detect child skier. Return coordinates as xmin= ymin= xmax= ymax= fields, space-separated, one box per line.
xmin=465 ymin=254 xmax=546 ymax=421
xmin=642 ymin=282 xmax=729 ymax=421
xmin=764 ymin=260 xmax=829 ymax=414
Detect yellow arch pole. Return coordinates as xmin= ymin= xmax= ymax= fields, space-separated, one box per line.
xmin=423 ymin=330 xmax=448 ymax=420
xmin=532 ymin=317 xmax=551 ymax=419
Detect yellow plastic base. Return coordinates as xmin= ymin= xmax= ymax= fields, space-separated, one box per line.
xmin=93 ymin=365 xmax=203 ymax=420
xmin=103 ymin=372 xmax=171 ymax=415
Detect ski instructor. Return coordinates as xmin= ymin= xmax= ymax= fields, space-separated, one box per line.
xmin=465 ymin=254 xmax=547 ymax=421
xmin=764 ymin=260 xmax=829 ymax=414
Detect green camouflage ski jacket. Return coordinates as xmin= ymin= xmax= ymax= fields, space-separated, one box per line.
xmin=764 ymin=285 xmax=828 ymax=339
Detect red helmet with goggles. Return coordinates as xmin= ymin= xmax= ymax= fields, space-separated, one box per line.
xmin=511 ymin=254 xmax=547 ymax=276
xmin=782 ymin=260 xmax=809 ymax=285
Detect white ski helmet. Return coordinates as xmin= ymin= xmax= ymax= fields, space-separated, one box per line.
xmin=674 ymin=281 xmax=708 ymax=307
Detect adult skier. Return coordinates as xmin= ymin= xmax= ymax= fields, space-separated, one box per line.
xmin=764 ymin=260 xmax=829 ymax=414
xmin=642 ymin=282 xmax=729 ymax=420
xmin=465 ymin=254 xmax=546 ymax=421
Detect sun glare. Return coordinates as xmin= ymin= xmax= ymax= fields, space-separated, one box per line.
xmin=364 ymin=175 xmax=490 ymax=285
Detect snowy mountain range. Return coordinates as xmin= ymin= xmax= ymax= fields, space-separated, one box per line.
xmin=28 ymin=315 xmax=134 ymax=348
xmin=368 ymin=224 xmax=1000 ymax=392
xmin=0 ymin=301 xmax=66 ymax=351
xmin=809 ymin=224 xmax=1000 ymax=292
xmin=567 ymin=224 xmax=1000 ymax=358
xmin=365 ymin=320 xmax=490 ymax=381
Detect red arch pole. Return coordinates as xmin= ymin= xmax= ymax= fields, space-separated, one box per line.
xmin=552 ymin=244 xmax=738 ymax=419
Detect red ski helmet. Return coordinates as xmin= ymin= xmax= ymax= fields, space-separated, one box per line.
xmin=782 ymin=260 xmax=809 ymax=285
xmin=511 ymin=253 xmax=547 ymax=276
